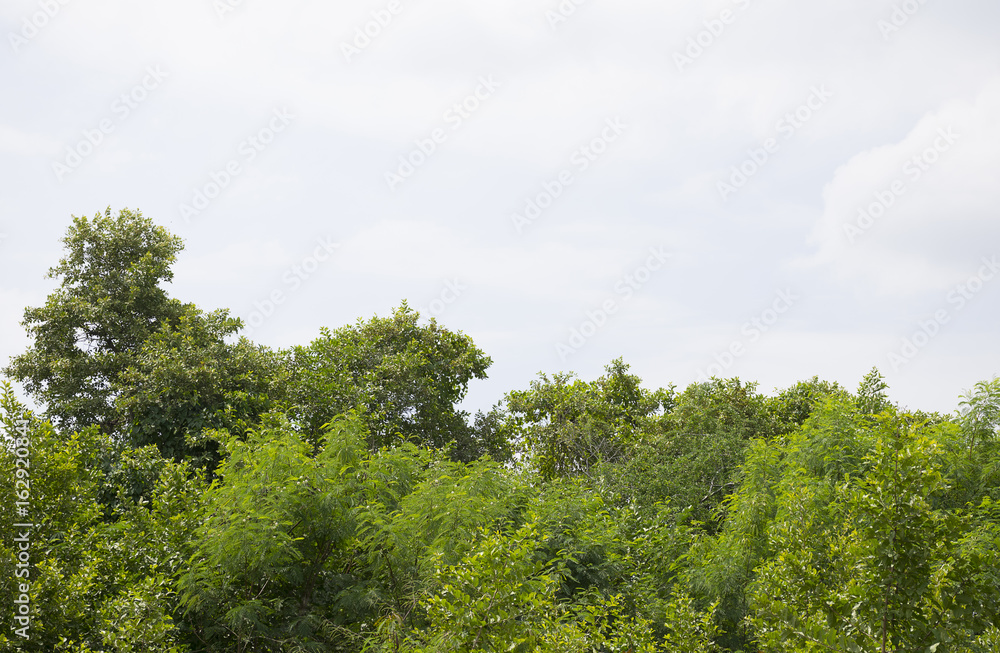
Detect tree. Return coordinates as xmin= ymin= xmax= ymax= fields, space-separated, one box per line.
xmin=748 ymin=412 xmax=999 ymax=652
xmin=769 ymin=375 xmax=846 ymax=430
xmin=368 ymin=521 xmax=678 ymax=653
xmin=856 ymin=366 xmax=892 ymax=415
xmin=4 ymin=208 xmax=186 ymax=434
xmin=114 ymin=306 xmax=287 ymax=466
xmin=285 ymin=303 xmax=493 ymax=459
xmin=179 ymin=414 xmax=370 ymax=652
xmin=179 ymin=413 xmax=517 ymax=652
xmin=940 ymin=377 xmax=1000 ymax=511
xmin=502 ymin=358 xmax=669 ymax=480
xmin=609 ymin=377 xmax=778 ymax=530
xmin=957 ymin=376 xmax=1000 ymax=448
xmin=0 ymin=382 xmax=202 ymax=652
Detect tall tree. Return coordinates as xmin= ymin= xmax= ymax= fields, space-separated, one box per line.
xmin=502 ymin=358 xmax=670 ymax=480
xmin=286 ymin=303 xmax=494 ymax=459
xmin=4 ymin=207 xmax=186 ymax=434
xmin=856 ymin=366 xmax=892 ymax=415
xmin=609 ymin=377 xmax=778 ymax=530
xmin=114 ymin=306 xmax=287 ymax=465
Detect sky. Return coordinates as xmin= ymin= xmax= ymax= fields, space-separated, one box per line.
xmin=1 ymin=0 xmax=998 ymax=418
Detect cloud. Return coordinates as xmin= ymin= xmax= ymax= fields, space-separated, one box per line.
xmin=800 ymin=77 xmax=1000 ymax=295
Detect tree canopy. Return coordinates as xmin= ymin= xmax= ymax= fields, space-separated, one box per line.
xmin=4 ymin=208 xmax=186 ymax=434
xmin=285 ymin=304 xmax=493 ymax=459
xmin=1 ymin=210 xmax=998 ymax=652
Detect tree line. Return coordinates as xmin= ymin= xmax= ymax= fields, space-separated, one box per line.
xmin=0 ymin=208 xmax=997 ymax=652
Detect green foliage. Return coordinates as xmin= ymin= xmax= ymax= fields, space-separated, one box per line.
xmin=95 ymin=575 xmax=188 ymax=653
xmin=957 ymin=377 xmax=1000 ymax=448
xmin=179 ymin=413 xmax=369 ymax=651
xmin=530 ymin=478 xmax=625 ymax=602
xmin=684 ymin=436 xmax=783 ymax=651
xmin=4 ymin=208 xmax=186 ymax=434
xmin=936 ymin=378 xmax=1000 ymax=514
xmin=349 ymin=451 xmax=516 ymax=648
xmin=179 ymin=412 xmax=514 ymax=652
xmin=503 ymin=358 xmax=669 ymax=480
xmin=608 ymin=377 xmax=778 ymax=530
xmin=856 ymin=366 xmax=892 ymax=415
xmin=468 ymin=403 xmax=517 ymax=465
xmin=366 ymin=520 xmax=715 ymax=653
xmin=286 ymin=304 xmax=495 ymax=461
xmin=4 ymin=210 xmax=1000 ymax=653
xmin=0 ymin=383 xmax=201 ymax=652
xmin=769 ymin=375 xmax=846 ymax=430
xmin=373 ymin=521 xmax=567 ymax=652
xmin=741 ymin=408 xmax=999 ymax=652
xmin=115 ymin=306 xmax=286 ymax=465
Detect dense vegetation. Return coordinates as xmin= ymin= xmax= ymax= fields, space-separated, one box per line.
xmin=1 ymin=208 xmax=998 ymax=652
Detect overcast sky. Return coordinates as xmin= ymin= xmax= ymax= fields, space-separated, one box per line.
xmin=2 ymin=0 xmax=998 ymax=417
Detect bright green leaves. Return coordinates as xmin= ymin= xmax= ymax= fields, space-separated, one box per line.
xmin=368 ymin=519 xmax=714 ymax=653
xmin=856 ymin=367 xmax=892 ymax=416
xmin=179 ymin=413 xmax=368 ymax=649
xmin=356 ymin=450 xmax=520 ymax=636
xmin=745 ymin=409 xmax=998 ymax=652
xmin=957 ymin=377 xmax=1000 ymax=448
xmin=502 ymin=358 xmax=668 ymax=480
xmin=286 ymin=303 xmax=493 ymax=460
xmin=0 ymin=383 xmax=202 ymax=652
xmin=178 ymin=412 xmax=514 ymax=651
xmin=607 ymin=377 xmax=777 ymax=532
xmin=400 ymin=521 xmax=558 ymax=652
xmin=4 ymin=208 xmax=186 ymax=433
xmin=173 ymin=405 xmax=725 ymax=652
xmin=95 ymin=575 xmax=187 ymax=653
xmin=115 ymin=306 xmax=286 ymax=465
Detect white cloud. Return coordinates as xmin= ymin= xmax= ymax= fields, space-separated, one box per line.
xmin=801 ymin=77 xmax=1000 ymax=295
xmin=2 ymin=0 xmax=999 ymax=417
